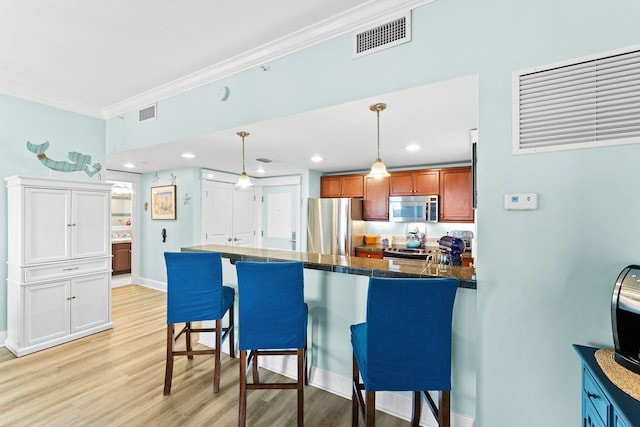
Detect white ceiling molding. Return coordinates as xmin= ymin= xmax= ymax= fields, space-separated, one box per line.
xmin=102 ymin=0 xmax=433 ymax=119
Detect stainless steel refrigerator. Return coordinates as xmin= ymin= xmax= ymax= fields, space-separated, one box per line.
xmin=307 ymin=198 xmax=365 ymax=256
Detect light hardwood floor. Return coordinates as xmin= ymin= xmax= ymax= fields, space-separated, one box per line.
xmin=0 ymin=285 xmax=409 ymax=426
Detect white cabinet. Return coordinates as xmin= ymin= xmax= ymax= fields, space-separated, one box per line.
xmin=5 ymin=176 xmax=113 ymax=357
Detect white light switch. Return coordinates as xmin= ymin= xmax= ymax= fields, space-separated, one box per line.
xmin=504 ymin=193 xmax=538 ymax=210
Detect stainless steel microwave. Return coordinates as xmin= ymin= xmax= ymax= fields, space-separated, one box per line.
xmin=388 ymin=195 xmax=439 ymax=222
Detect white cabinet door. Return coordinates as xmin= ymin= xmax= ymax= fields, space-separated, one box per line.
xmin=24 ymin=280 xmax=70 ymax=346
xmin=24 ymin=188 xmax=71 ymax=264
xmin=71 ymin=190 xmax=110 ymax=259
xmin=71 ymin=273 xmax=110 ymax=332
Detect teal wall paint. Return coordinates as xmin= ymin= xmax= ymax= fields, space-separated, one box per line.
xmin=0 ymin=94 xmax=106 ymax=331
xmin=139 ymin=167 xmax=202 ymax=283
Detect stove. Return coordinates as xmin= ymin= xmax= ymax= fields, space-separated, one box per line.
xmin=382 ymin=247 xmax=435 ymax=260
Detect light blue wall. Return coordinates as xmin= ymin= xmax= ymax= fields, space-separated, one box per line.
xmin=139 ymin=167 xmax=202 ymax=283
xmin=0 ymin=94 xmax=106 ymax=331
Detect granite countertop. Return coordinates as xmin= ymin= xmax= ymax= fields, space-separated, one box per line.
xmin=355 ymin=244 xmax=474 ymax=258
xmin=112 ymin=238 xmax=132 ymax=243
xmin=182 ymin=244 xmax=476 ymax=290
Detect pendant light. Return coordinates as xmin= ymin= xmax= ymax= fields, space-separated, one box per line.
xmin=236 ymin=131 xmax=253 ymax=188
xmin=367 ymin=102 xmax=391 ymax=178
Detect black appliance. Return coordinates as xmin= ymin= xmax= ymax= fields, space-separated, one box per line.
xmin=438 ymin=236 xmax=466 ymax=266
xmin=612 ymin=265 xmax=640 ymax=375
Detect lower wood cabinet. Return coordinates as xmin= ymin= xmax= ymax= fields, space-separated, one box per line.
xmin=112 ymin=242 xmax=131 ymax=274
xmin=355 ymin=249 xmax=384 ymax=259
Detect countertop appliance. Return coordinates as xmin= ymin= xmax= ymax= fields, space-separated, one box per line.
xmin=611 ymin=265 xmax=640 ymax=375
xmin=388 ymin=195 xmax=438 ymax=222
xmin=307 ymin=198 xmax=365 ymax=257
xmin=438 ymin=236 xmax=466 ymax=266
xmin=383 ymin=247 xmax=435 ymax=260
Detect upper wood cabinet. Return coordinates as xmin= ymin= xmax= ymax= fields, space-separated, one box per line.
xmin=363 ymin=176 xmax=389 ymax=221
xmin=320 ymin=175 xmax=364 ymax=198
xmin=439 ymin=167 xmax=474 ymax=223
xmin=389 ymin=170 xmax=440 ymax=196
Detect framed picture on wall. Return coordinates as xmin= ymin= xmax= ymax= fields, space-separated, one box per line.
xmin=151 ymin=185 xmax=177 ymax=220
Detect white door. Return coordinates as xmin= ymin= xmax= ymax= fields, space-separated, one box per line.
xmin=72 ymin=190 xmax=110 ymax=259
xmin=262 ymin=185 xmax=299 ymax=250
xmin=232 ymin=188 xmax=255 ymax=247
xmin=201 ymin=181 xmax=256 ymax=246
xmin=24 ymin=188 xmax=71 ymax=264
xmin=202 ymin=181 xmax=233 ymax=245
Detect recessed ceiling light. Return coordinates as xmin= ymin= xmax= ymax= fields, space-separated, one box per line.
xmin=311 ymin=155 xmax=323 ymax=162
xmin=256 ymin=168 xmax=266 ymax=174
xmin=123 ymin=162 xmax=136 ymax=168
xmin=181 ymin=152 xmax=195 ymax=159
xmin=406 ymin=144 xmax=421 ymax=152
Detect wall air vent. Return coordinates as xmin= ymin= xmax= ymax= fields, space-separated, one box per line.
xmin=353 ymin=13 xmax=411 ymax=59
xmin=138 ymin=103 xmax=157 ymax=122
xmin=256 ymin=158 xmax=272 ymax=163
xmin=513 ymin=46 xmax=640 ymax=154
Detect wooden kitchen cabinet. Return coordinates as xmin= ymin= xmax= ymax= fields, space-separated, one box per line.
xmin=112 ymin=242 xmax=131 ymax=274
xmin=363 ymin=176 xmax=389 ymax=221
xmin=5 ymin=175 xmax=113 ymax=357
xmin=389 ymin=170 xmax=439 ymax=196
xmin=320 ymin=174 xmax=364 ymax=198
xmin=439 ymin=166 xmax=474 ymax=222
xmin=355 ymin=249 xmax=384 ymax=259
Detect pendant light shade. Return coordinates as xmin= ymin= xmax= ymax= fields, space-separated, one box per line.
xmin=236 ymin=131 xmax=253 ymax=188
xmin=367 ymin=103 xmax=391 ymax=178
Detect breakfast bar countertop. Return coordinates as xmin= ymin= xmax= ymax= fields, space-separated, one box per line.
xmin=182 ymin=244 xmax=477 ymax=289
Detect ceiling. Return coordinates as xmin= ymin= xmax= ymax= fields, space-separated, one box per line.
xmin=0 ymin=0 xmax=477 ymax=178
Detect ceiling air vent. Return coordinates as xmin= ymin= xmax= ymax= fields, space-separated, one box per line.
xmin=513 ymin=46 xmax=640 ymax=154
xmin=353 ymin=13 xmax=411 ymax=59
xmin=138 ymin=103 xmax=157 ymax=122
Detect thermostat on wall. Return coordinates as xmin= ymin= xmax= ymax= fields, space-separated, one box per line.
xmin=504 ymin=193 xmax=538 ymax=210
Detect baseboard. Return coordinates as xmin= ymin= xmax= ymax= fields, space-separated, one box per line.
xmin=253 ymin=354 xmax=474 ymax=427
xmin=136 ymin=277 xmax=166 ymax=292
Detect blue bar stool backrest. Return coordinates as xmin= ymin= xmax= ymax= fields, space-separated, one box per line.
xmin=165 ymin=251 xmax=228 ymax=324
xmin=236 ymin=261 xmax=306 ymax=350
xmin=365 ymin=277 xmax=458 ymax=392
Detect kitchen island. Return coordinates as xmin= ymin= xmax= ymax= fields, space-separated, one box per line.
xmin=181 ymin=244 xmax=477 ymax=425
xmin=181 ymin=244 xmax=476 ymax=289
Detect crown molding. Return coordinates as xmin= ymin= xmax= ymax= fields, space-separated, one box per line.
xmin=102 ymin=0 xmax=433 ymax=119
xmin=0 ymin=86 xmax=104 ymax=118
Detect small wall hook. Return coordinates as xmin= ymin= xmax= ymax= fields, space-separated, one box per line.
xmin=161 ymin=228 xmax=167 ymax=243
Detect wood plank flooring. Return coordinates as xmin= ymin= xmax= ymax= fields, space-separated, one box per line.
xmin=0 ymin=285 xmax=408 ymax=426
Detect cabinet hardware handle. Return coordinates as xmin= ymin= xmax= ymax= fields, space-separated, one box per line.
xmin=66 ymin=296 xmax=76 ymax=301
xmin=233 ymin=237 xmax=240 ymax=241
xmin=62 ymin=267 xmax=80 ymax=271
xmin=67 ymin=223 xmax=77 ymax=227
xmin=227 ymin=237 xmax=233 ymax=242
xmin=587 ymin=392 xmax=599 ymax=399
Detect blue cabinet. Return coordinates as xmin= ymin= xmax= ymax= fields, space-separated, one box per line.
xmin=574 ymin=345 xmax=640 ymax=427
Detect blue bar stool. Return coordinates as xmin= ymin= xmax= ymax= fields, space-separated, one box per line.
xmin=351 ymin=277 xmax=458 ymax=426
xmin=163 ymin=252 xmax=235 ymax=395
xmin=235 ymin=261 xmax=308 ymax=427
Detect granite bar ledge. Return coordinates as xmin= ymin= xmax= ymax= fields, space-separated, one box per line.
xmin=182 ymin=244 xmax=476 ymax=290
